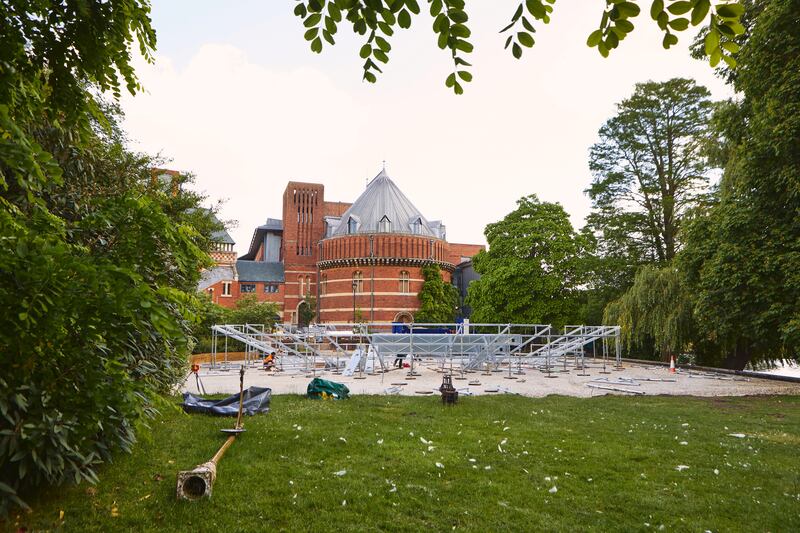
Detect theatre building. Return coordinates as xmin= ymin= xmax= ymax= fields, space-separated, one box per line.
xmin=199 ymin=169 xmax=484 ymax=324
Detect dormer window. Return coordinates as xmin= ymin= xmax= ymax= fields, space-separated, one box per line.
xmin=411 ymin=217 xmax=423 ymax=235
xmin=347 ymin=217 xmax=358 ymax=234
xmin=379 ymin=215 xmax=391 ymax=233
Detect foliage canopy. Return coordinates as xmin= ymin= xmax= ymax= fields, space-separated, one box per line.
xmin=292 ymin=0 xmax=745 ymax=93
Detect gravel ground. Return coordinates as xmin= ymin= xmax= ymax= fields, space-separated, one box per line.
xmin=183 ymin=357 xmax=800 ymax=398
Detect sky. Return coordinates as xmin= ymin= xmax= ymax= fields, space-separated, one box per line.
xmin=120 ymin=1 xmax=733 ymax=254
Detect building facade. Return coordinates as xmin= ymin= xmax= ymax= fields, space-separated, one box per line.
xmin=199 ymin=169 xmax=484 ymax=323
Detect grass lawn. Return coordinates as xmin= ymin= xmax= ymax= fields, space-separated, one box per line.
xmin=6 ymin=394 xmax=800 ymax=532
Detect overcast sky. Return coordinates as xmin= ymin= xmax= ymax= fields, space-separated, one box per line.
xmin=120 ymin=1 xmax=732 ymax=253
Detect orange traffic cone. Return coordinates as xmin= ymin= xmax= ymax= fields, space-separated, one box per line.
xmin=669 ymin=355 xmax=676 ymax=374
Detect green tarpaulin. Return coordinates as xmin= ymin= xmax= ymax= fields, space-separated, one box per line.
xmin=307 ymin=378 xmax=350 ymax=400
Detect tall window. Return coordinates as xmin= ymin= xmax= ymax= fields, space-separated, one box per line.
xmin=353 ymin=271 xmax=363 ymax=293
xmin=298 ymin=275 xmax=304 ymax=296
xmin=320 ymin=274 xmax=328 ymax=295
xmin=411 ymin=217 xmax=422 ymax=235
xmin=379 ymin=215 xmax=391 ymax=233
xmin=306 ymin=275 xmax=312 ymax=295
xmin=222 ymin=281 xmax=231 ymax=296
xmin=399 ymin=271 xmax=410 ymax=293
xmin=347 ymin=217 xmax=358 ymax=234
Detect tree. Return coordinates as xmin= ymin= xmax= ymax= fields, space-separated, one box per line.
xmin=291 ymin=1 xmax=745 ymax=93
xmin=298 ymin=294 xmax=317 ymax=327
xmin=604 ymin=265 xmax=694 ymax=361
xmin=0 ymin=1 xmax=219 ymax=513
xmin=586 ymin=78 xmax=715 ymax=266
xmin=678 ymin=0 xmax=800 ymax=369
xmin=414 ymin=264 xmax=459 ymax=323
xmin=467 ymin=195 xmax=590 ymax=327
xmin=227 ymin=295 xmax=282 ymax=328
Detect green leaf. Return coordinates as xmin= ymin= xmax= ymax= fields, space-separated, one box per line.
xmin=375 ymin=36 xmax=391 ymax=52
xmin=364 ymin=70 xmax=377 ymax=83
xmin=690 ymin=0 xmax=710 ymax=26
xmin=430 ymin=0 xmax=442 ymax=16
xmin=650 ymin=0 xmax=664 ymax=20
xmin=512 ymin=42 xmax=522 ymax=59
xmin=304 ymin=14 xmax=322 ymax=28
xmin=446 ymin=72 xmax=456 ymax=87
xmin=373 ymin=48 xmax=389 ymax=63
xmin=662 ymin=32 xmax=679 ymax=48
xmin=667 ymin=1 xmax=692 ymax=15
xmin=518 ymin=31 xmax=534 ymax=47
xmin=704 ymin=28 xmax=720 ymax=54
xmin=616 ymin=19 xmax=634 ymax=32
xmin=617 ymin=2 xmax=641 ymax=17
xmin=304 ymin=27 xmax=319 ymax=41
xmin=398 ymin=9 xmax=412 ymax=29
xmin=457 ymin=70 xmax=472 ymax=82
xmin=359 ymin=44 xmax=372 ymax=58
xmin=668 ymin=18 xmax=689 ymax=31
xmin=716 ymin=3 xmax=744 ymax=18
xmin=453 ymin=81 xmax=464 ymax=95
xmin=587 ymin=29 xmax=603 ymax=47
xmin=294 ymin=4 xmax=307 ymax=18
xmin=450 ymin=10 xmax=468 ymax=24
xmin=311 ymin=37 xmax=323 ymax=53
xmin=721 ymin=41 xmax=740 ymax=53
xmin=406 ymin=0 xmax=420 ymax=15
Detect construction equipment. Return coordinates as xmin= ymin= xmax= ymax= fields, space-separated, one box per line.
xmin=176 ymin=367 xmax=247 ymax=501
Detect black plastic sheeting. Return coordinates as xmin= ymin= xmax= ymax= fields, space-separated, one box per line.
xmin=181 ymin=386 xmax=271 ymax=416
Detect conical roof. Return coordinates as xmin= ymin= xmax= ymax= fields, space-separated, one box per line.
xmin=332 ymin=169 xmax=436 ymax=237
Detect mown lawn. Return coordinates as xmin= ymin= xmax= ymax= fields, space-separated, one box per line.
xmin=6 ymin=394 xmax=800 ymax=532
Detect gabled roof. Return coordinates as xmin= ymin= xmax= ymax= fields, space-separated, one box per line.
xmin=236 ymin=260 xmax=285 ymax=283
xmin=331 ymin=169 xmax=438 ymax=237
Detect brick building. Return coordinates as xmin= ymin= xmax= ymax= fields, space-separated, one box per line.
xmin=199 ymin=169 xmax=484 ymax=324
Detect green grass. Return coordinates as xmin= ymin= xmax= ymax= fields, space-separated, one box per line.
xmin=6 ymin=395 xmax=800 ymax=532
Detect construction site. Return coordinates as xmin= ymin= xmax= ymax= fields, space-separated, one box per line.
xmin=184 ymin=322 xmax=800 ymax=398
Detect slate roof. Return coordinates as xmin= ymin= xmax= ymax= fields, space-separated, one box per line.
xmin=235 ymin=260 xmax=285 ymax=283
xmin=332 ymin=169 xmax=439 ymax=237
xmin=241 ymin=218 xmax=284 ymax=260
xmin=198 ymin=265 xmax=235 ymax=291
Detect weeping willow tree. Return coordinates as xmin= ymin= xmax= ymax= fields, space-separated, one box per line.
xmin=604 ymin=266 xmax=694 ymax=361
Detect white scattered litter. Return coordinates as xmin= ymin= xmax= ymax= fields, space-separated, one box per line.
xmin=728 ymin=433 xmax=746 ymax=438
xmin=549 ymin=486 xmax=558 ymax=494
xmin=436 ymin=462 xmax=445 ymax=469
xmin=545 ymin=476 xmax=551 ymax=481
xmin=339 ymin=437 xmax=347 ymax=443
xmin=468 ymin=458 xmax=476 ymax=463
xmin=342 ymin=500 xmax=347 ymax=506
xmin=409 ymin=432 xmax=415 ymax=437
xmin=333 ymin=470 xmax=347 ymax=477
xmin=500 ymin=438 xmax=508 ymax=446
xmin=680 ymin=441 xmax=688 ymax=446
xmin=676 ymin=465 xmax=690 ymax=471
xmin=420 ymin=437 xmax=430 ymax=445
xmin=484 ymin=466 xmax=492 ymax=470
xmin=503 ymin=427 xmax=510 ymax=432
xmin=714 ymin=469 xmax=720 ymax=475
xmin=681 ymin=423 xmax=689 ymax=427
xmin=289 ymin=480 xmax=294 ymax=485
xmin=377 ymin=439 xmax=384 ymax=445
xmin=428 ymin=446 xmax=435 ymax=452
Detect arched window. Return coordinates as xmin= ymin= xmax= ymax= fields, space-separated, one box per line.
xmin=306 ymin=275 xmax=312 ymax=295
xmin=352 ymin=271 xmax=363 ymax=293
xmin=320 ymin=274 xmax=328 ymax=295
xmin=347 ymin=217 xmax=358 ymax=234
xmin=399 ymin=271 xmax=410 ymax=293
xmin=379 ymin=215 xmax=392 ymax=233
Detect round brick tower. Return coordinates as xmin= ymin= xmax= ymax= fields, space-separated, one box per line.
xmin=317 ymin=170 xmax=455 ymax=323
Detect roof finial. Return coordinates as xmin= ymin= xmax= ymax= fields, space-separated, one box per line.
xmin=382 ymin=159 xmax=386 ymax=172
